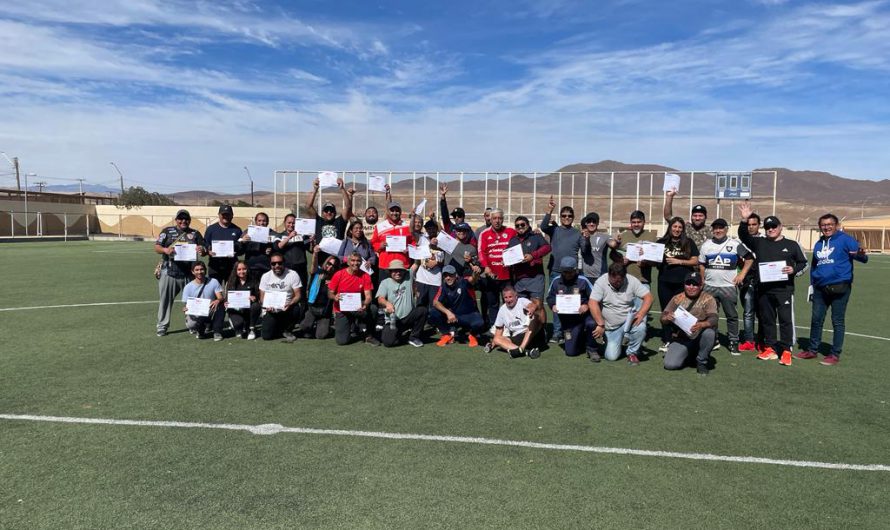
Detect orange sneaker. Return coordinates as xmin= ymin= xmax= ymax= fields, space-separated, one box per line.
xmin=436 ymin=334 xmax=454 ymax=347
xmin=467 ymin=334 xmax=479 ymax=347
xmin=779 ymin=350 xmax=792 ymax=366
xmin=757 ymin=347 xmax=778 ymax=361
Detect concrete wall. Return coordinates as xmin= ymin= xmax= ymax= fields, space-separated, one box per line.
xmin=0 ymin=199 xmax=96 ymax=237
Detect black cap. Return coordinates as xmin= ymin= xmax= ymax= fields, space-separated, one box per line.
xmin=218 ymin=204 xmax=233 ymax=215
xmin=175 ymin=209 xmax=191 ymax=220
xmin=423 ymin=219 xmax=438 ymax=229
xmin=450 ymin=207 xmax=465 ymax=218
xmin=691 ymin=204 xmax=707 ymax=216
xmin=322 ymin=202 xmax=336 ymax=212
xmin=763 ymin=216 xmax=781 ymax=228
xmin=684 ymin=271 xmax=703 ymax=285
xmin=710 ymin=218 xmax=728 ymax=228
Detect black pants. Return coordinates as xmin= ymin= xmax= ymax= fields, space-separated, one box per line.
xmin=261 ymin=305 xmax=303 ymax=340
xmin=757 ymin=289 xmax=794 ymax=352
xmin=299 ymin=305 xmax=332 ymax=339
xmin=227 ymin=303 xmax=261 ymax=335
xmin=381 ymin=306 xmax=429 ymax=347
xmin=480 ymin=277 xmax=510 ymax=328
xmin=333 ymin=307 xmax=377 ymax=345
xmin=186 ymin=306 xmax=226 ymax=335
xmin=658 ymin=279 xmax=685 ymax=343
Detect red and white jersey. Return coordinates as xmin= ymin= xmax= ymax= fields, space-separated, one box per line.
xmin=371 ymin=219 xmax=413 ymax=270
xmin=477 ymin=226 xmax=517 ymax=280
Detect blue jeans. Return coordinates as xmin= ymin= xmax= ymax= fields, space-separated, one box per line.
xmin=602 ymin=320 xmax=647 ymax=361
xmin=808 ymin=285 xmax=852 ymax=357
xmin=429 ymin=308 xmax=486 ymax=336
xmin=739 ymin=283 xmax=757 ymax=343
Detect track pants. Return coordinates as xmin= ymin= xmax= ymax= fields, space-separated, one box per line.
xmin=757 ymin=288 xmax=795 ymax=352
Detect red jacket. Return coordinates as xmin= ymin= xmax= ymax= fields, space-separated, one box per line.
xmin=371 ymin=219 xmax=413 ymax=270
xmin=477 ymin=225 xmax=517 ymax=280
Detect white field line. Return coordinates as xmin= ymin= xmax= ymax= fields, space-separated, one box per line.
xmin=1 ymin=413 xmax=887 ymax=472
xmin=714 ymin=317 xmax=890 ymax=342
xmin=0 ymin=301 xmax=155 ymax=312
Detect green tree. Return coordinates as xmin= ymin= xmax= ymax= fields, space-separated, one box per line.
xmin=115 ymin=186 xmax=176 ymax=209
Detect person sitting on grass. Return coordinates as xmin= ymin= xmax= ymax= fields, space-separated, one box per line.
xmin=181 ymin=261 xmax=225 ymax=341
xmin=298 ymin=251 xmax=339 ymax=340
xmin=259 ymin=253 xmax=303 ymax=343
xmin=430 ymin=264 xmax=486 ymax=347
xmin=225 ymin=260 xmax=261 ymax=340
xmin=484 ymin=284 xmax=546 ymax=359
xmin=588 ymin=262 xmax=652 ymax=365
xmin=376 ymin=260 xmax=428 ymax=348
xmin=546 ymin=256 xmax=594 ymax=357
xmin=660 ymin=271 xmax=718 ymax=375
xmin=328 ymin=252 xmax=380 ymax=346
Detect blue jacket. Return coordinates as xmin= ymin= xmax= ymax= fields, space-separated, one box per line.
xmin=810 ymin=231 xmax=867 ymax=287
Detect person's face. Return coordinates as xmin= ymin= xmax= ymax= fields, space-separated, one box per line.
xmin=711 ymin=225 xmax=727 ymax=238
xmin=629 ymin=217 xmax=644 ymax=232
xmin=670 ymin=221 xmax=684 ymax=238
xmin=285 ymin=216 xmax=295 ymax=231
xmin=348 ymin=255 xmax=361 ymax=271
xmin=484 ymin=211 xmax=491 ymax=224
xmin=270 ymin=257 xmax=285 ymax=274
xmin=236 ymin=263 xmax=248 ymax=280
xmin=390 ymin=269 xmax=404 ymax=282
xmin=490 ymin=212 xmax=504 ymax=230
xmin=444 ymin=273 xmax=457 ymax=286
xmin=255 ymin=215 xmax=269 ymax=227
xmin=456 ymin=229 xmax=470 ymax=241
xmin=561 ymin=269 xmax=577 ymax=282
xmin=322 ymin=258 xmax=337 ymax=275
xmin=584 ymin=221 xmax=599 ymax=233
xmin=365 ymin=208 xmax=378 ymax=225
xmin=747 ymin=218 xmax=761 ymax=235
xmin=175 ymin=217 xmax=190 ymax=229
xmin=351 ymin=223 xmax=363 ymax=238
xmin=764 ymin=223 xmax=782 ymax=239
xmin=684 ymin=281 xmax=702 ymax=297
xmin=560 ymin=211 xmax=574 ymax=227
xmin=322 ymin=207 xmax=336 ymax=220
xmin=503 ymin=289 xmax=517 ymax=308
xmin=219 ymin=212 xmax=232 ymax=226
xmin=819 ymin=218 xmax=838 ymax=237
xmin=608 ymin=273 xmax=624 ymax=290
xmin=425 ymin=225 xmax=439 ymax=238
xmin=452 ymin=213 xmax=464 ymax=224
xmin=193 ymin=265 xmax=206 ymax=279
xmin=389 ymin=207 xmax=401 ymax=223
xmin=691 ymin=212 xmax=706 ymax=227
xmin=514 ymin=219 xmax=529 ymax=235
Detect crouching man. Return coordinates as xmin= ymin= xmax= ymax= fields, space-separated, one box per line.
xmin=485 ymin=284 xmax=547 ymax=359
xmin=661 ymin=271 xmax=718 ymax=375
xmin=376 ymin=260 xmax=428 ymax=348
xmin=588 ymin=262 xmax=652 ymax=365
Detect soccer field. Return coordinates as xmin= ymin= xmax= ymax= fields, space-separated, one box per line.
xmin=2 ymin=241 xmax=889 ymax=528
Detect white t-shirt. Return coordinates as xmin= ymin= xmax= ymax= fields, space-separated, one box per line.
xmin=259 ymin=268 xmax=303 ymax=305
xmin=495 ymin=297 xmax=532 ymax=337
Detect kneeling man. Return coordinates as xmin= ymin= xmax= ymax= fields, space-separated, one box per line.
xmin=588 ymin=262 xmax=652 ymax=365
xmin=376 ymin=260 xmax=428 ymax=347
xmin=661 ymin=271 xmax=718 ymax=375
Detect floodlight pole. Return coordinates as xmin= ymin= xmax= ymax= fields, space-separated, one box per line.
xmin=244 ymin=166 xmax=254 ymax=206
xmin=110 ymin=162 xmax=125 ymax=194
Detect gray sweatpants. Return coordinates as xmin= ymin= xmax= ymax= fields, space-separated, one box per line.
xmin=704 ymin=285 xmax=739 ymax=342
xmin=664 ymin=328 xmax=716 ymax=370
xmin=157 ymin=270 xmax=187 ymax=333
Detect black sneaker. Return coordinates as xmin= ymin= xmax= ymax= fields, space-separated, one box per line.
xmin=508 ymin=348 xmax=524 ymax=358
xmin=728 ymin=341 xmax=740 ymax=356
xmin=527 ymin=347 xmax=541 ymax=359
xmin=587 ymin=349 xmax=602 ymax=363
xmin=483 ymin=342 xmax=495 ymax=353
xmin=365 ymin=336 xmax=381 ymax=347
xmin=697 ymin=364 xmax=709 ymax=376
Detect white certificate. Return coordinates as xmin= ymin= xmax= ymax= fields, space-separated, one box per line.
xmin=339 ymin=292 xmax=362 ymax=312
xmin=318 ymin=170 xmax=339 ymax=188
xmin=625 ymin=243 xmax=644 ymax=262
xmin=663 ymin=172 xmax=681 ymax=193
xmin=759 ymin=260 xmax=788 ymax=283
xmin=247 ymin=225 xmax=270 ymax=243
xmin=227 ymin=290 xmax=251 ymax=309
xmin=501 ymin=244 xmax=525 ymax=266
xmin=186 ymin=297 xmax=211 ymax=317
xmin=436 ymin=231 xmax=459 ymax=254
xmin=360 ymin=259 xmax=374 ymax=275
xmin=641 ymin=242 xmax=665 ymax=263
xmin=386 ymin=235 xmax=407 ymax=252
xmin=173 ymin=243 xmax=197 ymax=261
xmin=295 ymin=218 xmax=316 ymax=235
xmin=318 ymin=237 xmax=343 ymax=256
xmin=414 ymin=199 xmax=427 ymax=215
xmin=263 ymin=290 xmax=288 ymax=310
xmin=408 ymin=244 xmax=432 ymax=260
xmin=673 ymin=306 xmax=699 ymax=337
xmin=555 ymin=294 xmax=581 ymax=314
xmin=212 ymin=240 xmax=234 ymax=257
xmin=368 ymin=175 xmax=386 ymax=192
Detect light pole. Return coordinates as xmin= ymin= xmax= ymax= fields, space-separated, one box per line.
xmin=244 ymin=166 xmax=254 ymax=207
xmin=24 ymin=172 xmax=35 ymax=236
xmin=110 ymin=162 xmax=125 ymax=194
xmin=1 ymin=151 xmax=20 ymax=190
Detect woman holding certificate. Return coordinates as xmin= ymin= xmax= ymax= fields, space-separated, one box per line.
xmin=181 ymin=261 xmax=225 ymax=341
xmin=242 ymin=212 xmax=275 ymax=280
xmin=225 ymin=261 xmax=261 ymax=340
xmin=656 ymin=217 xmax=700 ymax=352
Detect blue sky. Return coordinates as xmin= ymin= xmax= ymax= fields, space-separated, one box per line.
xmin=1 ymin=0 xmax=889 ymax=192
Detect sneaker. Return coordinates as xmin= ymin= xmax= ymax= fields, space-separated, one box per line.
xmin=779 ymin=350 xmax=792 ymax=366
xmin=508 ymin=348 xmax=525 ymax=358
xmin=659 ymin=342 xmax=670 ymax=353
xmin=757 ymin=347 xmax=778 ymax=361
xmin=587 ymin=349 xmax=602 ymax=363
xmin=156 ymin=330 xmax=167 ymax=337
xmin=738 ymin=341 xmax=756 ymax=351
xmin=365 ymin=336 xmax=381 ymax=347
xmin=483 ymin=342 xmax=495 ymax=353
xmin=712 ymin=342 xmax=721 ymax=351
xmin=627 ymin=353 xmax=640 ymax=366
xmin=247 ymin=330 xmax=257 ymax=340
xmin=188 ymin=328 xmax=198 ymax=336
xmin=820 ymin=355 xmax=839 ymax=366
xmin=467 ymin=334 xmax=479 ymax=348
xmin=728 ymin=341 xmax=740 ymax=356
xmin=213 ymin=333 xmax=223 ymax=342
xmin=697 ymin=364 xmax=709 ymax=376
xmin=195 ymin=332 xmax=205 ymax=340
xmin=548 ymin=336 xmax=559 ymax=344
xmin=436 ymin=335 xmax=454 ymax=347
xmin=527 ymin=347 xmax=541 ymax=359
xmin=408 ymin=337 xmax=424 ymax=348
xmin=282 ymin=332 xmax=297 ymax=343
xmin=795 ymin=350 xmax=818 ymax=360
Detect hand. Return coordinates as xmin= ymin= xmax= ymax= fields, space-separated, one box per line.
xmin=690 ymin=321 xmax=703 ymax=333
xmin=852 ymin=248 xmax=867 ymax=257
xmin=313 ymin=178 xmax=320 ymax=190
xmin=249 ymin=296 xmax=257 ymax=302
xmin=471 ymin=264 xmax=482 ymax=274
xmin=552 ymin=305 xmax=559 ymax=314
xmin=738 ymin=201 xmax=752 ymax=220
xmin=265 ymin=247 xmax=272 ymax=255
xmin=336 ymin=178 xmax=345 ymax=189
xmin=663 ymin=312 xmax=675 ymax=322
xmin=622 ymin=257 xmax=630 ymax=266
xmin=165 ymin=246 xmax=175 ymax=255
xmin=210 ymin=299 xmax=220 ymax=310
xmin=581 ymin=228 xmax=590 ymax=238
xmin=430 ymin=237 xmax=438 ymax=247
xmin=633 ymin=312 xmax=645 ymax=327
xmin=182 ymin=306 xmax=187 ymax=313
xmin=547 ymin=195 xmax=556 ymax=211
xmin=484 ymin=267 xmax=494 ymax=277
xmin=384 ymin=183 xmax=391 ymax=192
xmin=379 ymin=241 xmax=387 ymax=250
xmin=523 ymin=253 xmax=533 ymax=263
xmin=614 ymin=232 xmax=622 ymax=242
xmin=208 ymin=251 xmax=217 ymax=257
xmin=346 ymin=187 xmax=356 ymax=197
xmin=385 ymin=304 xmax=394 ymax=314
xmin=446 ymin=311 xmax=457 ymax=324
xmin=223 ymin=301 xmax=229 ymax=309
xmin=241 ymin=234 xmax=251 ymax=242
xmin=733 ymin=273 xmax=745 ymax=286
xmin=592 ymin=325 xmax=604 ymax=339
xmin=198 ymin=246 xmax=207 ymax=257
xmin=781 ymin=266 xmax=793 ymax=274
xmin=666 ymin=188 xmax=677 ymax=198
xmin=313 ymin=245 xmax=321 ymax=254
xmin=440 ymin=184 xmax=447 ymax=197
xmin=578 ymin=304 xmax=588 ymax=315
xmin=335 ymin=293 xmax=342 ymax=301
xmin=665 ymin=256 xmax=681 ymax=265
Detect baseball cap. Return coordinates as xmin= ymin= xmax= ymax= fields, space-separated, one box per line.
xmin=321 ymin=201 xmax=336 ymax=212
xmin=450 ymin=207 xmax=465 ymax=218
xmin=423 ymin=219 xmax=438 ymax=229
xmin=442 ymin=265 xmax=457 ymax=275
xmin=387 ymin=259 xmax=407 ymax=271
xmin=763 ymin=216 xmax=781 ymax=229
xmin=691 ymin=204 xmax=708 ymax=216
xmin=710 ymin=218 xmax=728 ymax=228
xmin=684 ymin=271 xmax=703 ymax=285
xmin=453 ymin=222 xmax=471 ymax=232
xmin=388 ymin=201 xmax=402 ymax=210
xmin=175 ymin=209 xmax=191 ymax=220
xmin=218 ymin=204 xmax=233 ymax=215
xmin=559 ymin=256 xmax=577 ymax=272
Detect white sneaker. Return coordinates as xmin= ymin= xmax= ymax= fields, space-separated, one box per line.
xmin=712 ymin=342 xmax=722 ymax=351
xmin=247 ymin=330 xmax=256 ymax=340
xmin=659 ymin=342 xmax=670 ymax=352
xmin=213 ymin=333 xmax=223 ymax=342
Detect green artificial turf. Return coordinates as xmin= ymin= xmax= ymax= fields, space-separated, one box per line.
xmin=1 ymin=241 xmax=888 ymax=528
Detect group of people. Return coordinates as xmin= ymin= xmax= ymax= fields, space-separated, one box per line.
xmin=154 ymin=177 xmax=868 ymax=373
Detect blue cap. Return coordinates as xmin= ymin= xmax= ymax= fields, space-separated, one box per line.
xmin=453 ymin=222 xmax=471 ymax=232
xmin=559 ymin=256 xmax=577 ymax=272
xmin=442 ymin=265 xmax=457 ymax=275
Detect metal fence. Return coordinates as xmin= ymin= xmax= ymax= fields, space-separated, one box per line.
xmin=1 ymin=210 xmax=96 ymax=239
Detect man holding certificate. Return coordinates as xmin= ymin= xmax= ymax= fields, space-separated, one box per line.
xmin=477 ymin=208 xmax=517 ymax=328
xmin=259 ymin=253 xmax=303 ymax=342
xmin=204 ymin=204 xmax=243 ymax=282
xmin=507 ymin=216 xmax=551 ymax=302
xmin=371 ymin=201 xmax=413 ymax=280
xmin=546 ymin=256 xmax=595 ymax=357
xmin=661 ymin=271 xmax=719 ymax=375
xmin=588 ymin=263 xmax=653 ymax=365
xmin=180 ymin=262 xmax=225 ymax=341
xmin=328 ymin=252 xmax=380 ymax=346
xmin=154 ymin=209 xmax=206 ymax=337
xmin=305 ymin=176 xmax=355 ymax=265
xmin=737 ymin=204 xmax=808 ymax=366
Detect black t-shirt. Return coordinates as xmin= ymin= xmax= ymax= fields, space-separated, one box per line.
xmin=658 ymin=239 xmax=700 ymax=284
xmin=156 ymin=226 xmax=204 ymax=278
xmin=315 ymin=216 xmax=348 ymax=263
xmin=204 ymin=222 xmax=243 ymax=273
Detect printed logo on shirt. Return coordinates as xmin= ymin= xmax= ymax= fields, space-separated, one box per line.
xmin=321 ymin=224 xmax=338 ymax=239
xmin=187 ymin=232 xmax=195 ymax=240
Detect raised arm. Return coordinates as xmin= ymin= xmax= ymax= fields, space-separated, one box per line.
xmin=341 ymin=179 xmax=355 ymax=221
xmin=306 ymin=178 xmax=320 ymax=217
xmin=439 ymin=184 xmax=452 ymax=232
xmin=663 ymin=189 xmax=676 ymax=222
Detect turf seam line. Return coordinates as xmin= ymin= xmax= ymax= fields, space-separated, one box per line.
xmin=2 ymin=413 xmax=888 ymax=472
xmin=0 ymin=301 xmax=155 ymax=311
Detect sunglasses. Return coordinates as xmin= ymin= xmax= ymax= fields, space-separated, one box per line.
xmin=271 ymin=261 xmax=284 ymax=266
xmin=764 ymin=224 xmax=780 ymax=230
xmin=560 ymin=214 xmax=574 ymax=218
xmin=684 ymin=281 xmax=702 ymax=287
xmin=515 ymin=223 xmax=528 ymax=228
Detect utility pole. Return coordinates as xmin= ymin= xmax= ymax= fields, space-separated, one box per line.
xmin=244 ymin=166 xmax=254 ymax=207
xmin=13 ymin=157 xmax=20 ymax=191
xmin=76 ymin=178 xmax=84 ymax=195
xmin=36 ymin=181 xmax=47 ymax=193
xmin=110 ymin=162 xmax=125 ymax=194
